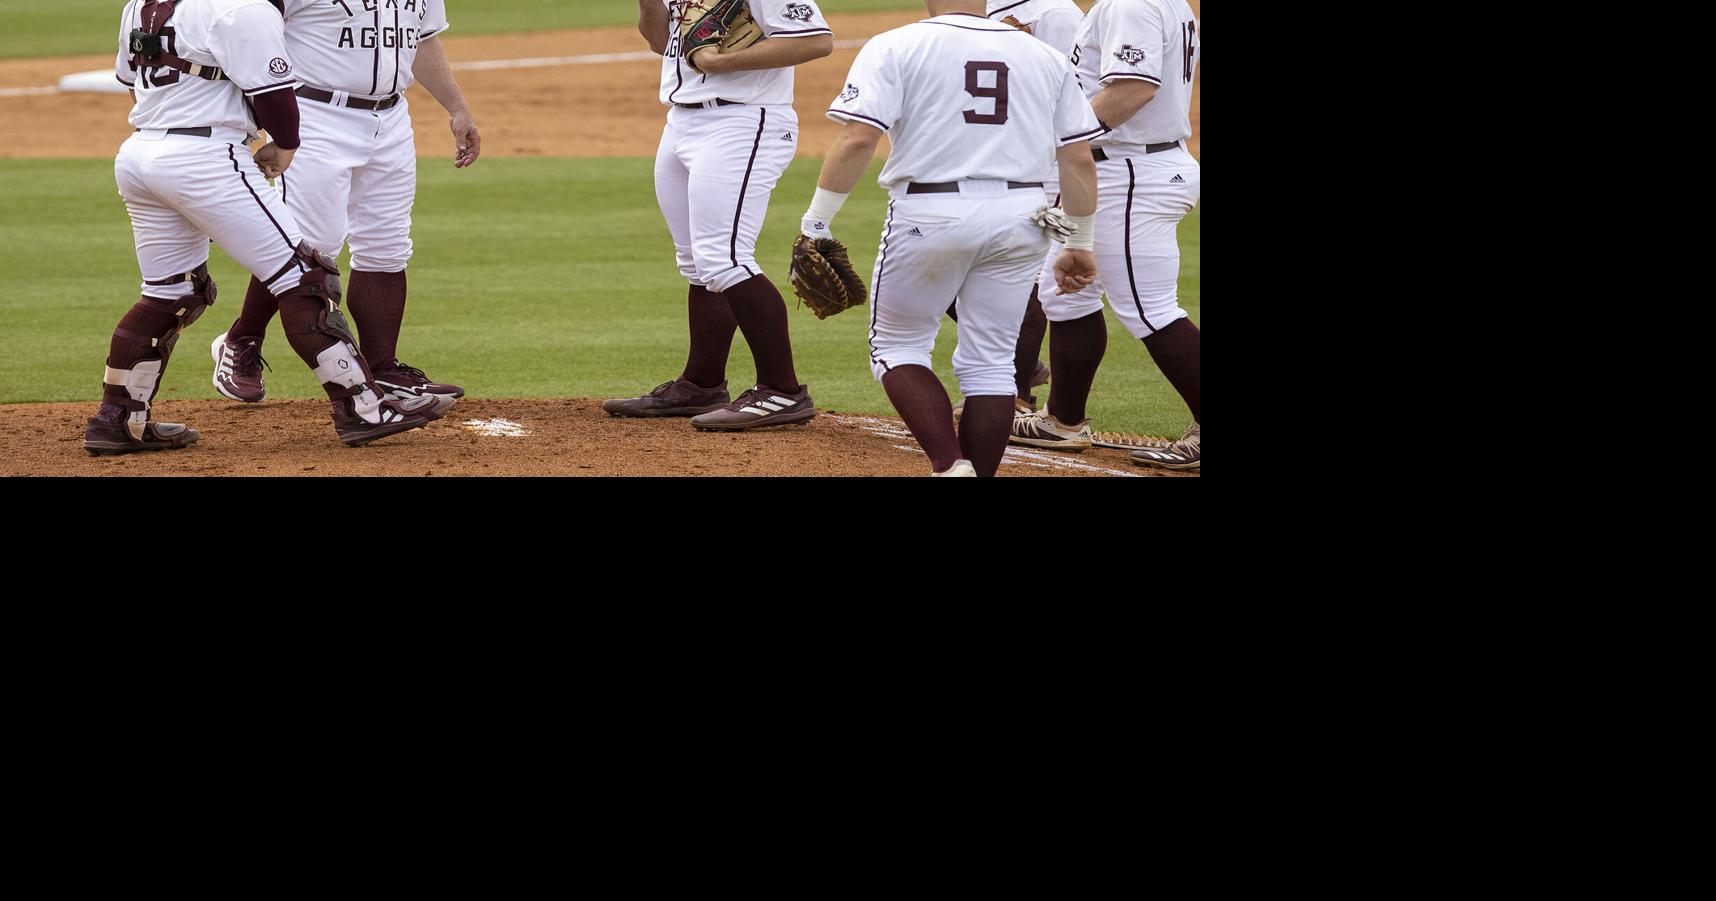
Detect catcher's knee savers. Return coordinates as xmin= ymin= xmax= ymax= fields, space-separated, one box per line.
xmin=116 ymin=262 xmax=218 ymax=363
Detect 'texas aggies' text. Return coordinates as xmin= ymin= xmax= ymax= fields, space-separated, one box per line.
xmin=328 ymin=0 xmax=433 ymax=51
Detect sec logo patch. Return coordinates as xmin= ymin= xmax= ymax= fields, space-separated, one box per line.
xmin=269 ymin=58 xmax=291 ymax=77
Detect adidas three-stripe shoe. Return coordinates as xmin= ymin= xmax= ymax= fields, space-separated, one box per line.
xmin=690 ymin=385 xmax=816 ymax=431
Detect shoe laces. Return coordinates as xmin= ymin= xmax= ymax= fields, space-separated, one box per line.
xmin=390 ymin=362 xmax=430 ymax=385
xmin=1174 ymin=423 xmax=1200 ymax=453
xmin=233 ymin=341 xmax=270 ymax=374
xmin=646 ymin=379 xmax=679 ymax=398
xmin=728 ymin=386 xmax=763 ymax=410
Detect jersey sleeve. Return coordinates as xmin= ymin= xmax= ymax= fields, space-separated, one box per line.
xmin=208 ymin=1 xmax=299 ymax=97
xmin=1097 ymin=0 xmax=1166 ymax=86
xmin=826 ymin=37 xmax=899 ymax=133
xmin=422 ymin=1 xmax=450 ymax=40
xmin=1053 ymin=64 xmax=1103 ymax=145
xmin=1032 ymin=5 xmax=1085 ymax=59
xmin=754 ymin=0 xmax=832 ymax=39
xmin=115 ymin=4 xmax=136 ymax=87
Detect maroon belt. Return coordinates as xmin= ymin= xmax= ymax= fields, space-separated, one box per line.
xmin=1092 ymin=142 xmax=1182 ymax=161
xmin=675 ymin=98 xmax=744 ymax=110
xmin=906 ymin=181 xmax=1043 ymax=195
xmin=296 ymin=86 xmax=401 ymax=111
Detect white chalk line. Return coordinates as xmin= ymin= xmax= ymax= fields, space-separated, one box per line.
xmin=4 ymin=39 xmax=873 ymax=97
xmin=833 ymin=414 xmax=1141 ymax=478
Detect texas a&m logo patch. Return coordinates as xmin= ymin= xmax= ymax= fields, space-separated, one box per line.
xmin=1113 ymin=44 xmax=1146 ymax=66
xmin=785 ymin=3 xmax=815 ymax=22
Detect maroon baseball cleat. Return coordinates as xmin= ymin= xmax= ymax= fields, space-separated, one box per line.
xmin=331 ymin=391 xmax=455 ymax=447
xmin=690 ymin=384 xmax=816 ymax=431
xmin=602 ymin=378 xmax=730 ymax=417
xmin=211 ymin=331 xmax=267 ymax=403
xmin=373 ymin=361 xmax=465 ymax=401
xmin=83 ymin=403 xmax=199 ymax=456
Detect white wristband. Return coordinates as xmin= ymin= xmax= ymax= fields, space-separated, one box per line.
xmin=1063 ymin=214 xmax=1096 ymax=251
xmin=807 ymin=187 xmax=850 ymax=221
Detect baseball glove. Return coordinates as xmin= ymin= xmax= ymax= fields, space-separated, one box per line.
xmin=790 ymin=234 xmax=868 ymax=320
xmin=680 ymin=0 xmax=764 ymax=73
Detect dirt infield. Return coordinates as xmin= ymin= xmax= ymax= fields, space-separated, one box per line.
xmin=0 ymin=9 xmax=1200 ymax=161
xmin=0 ymin=399 xmax=1189 ymax=477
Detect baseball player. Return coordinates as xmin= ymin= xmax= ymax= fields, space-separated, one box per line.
xmin=948 ymin=0 xmax=1088 ymax=418
xmin=1010 ymin=0 xmax=1201 ymax=470
xmin=805 ymin=0 xmax=1102 ymax=476
xmin=603 ymin=1 xmax=834 ymax=430
xmin=210 ymin=0 xmax=478 ymax=407
xmin=87 ymin=0 xmax=453 ymax=455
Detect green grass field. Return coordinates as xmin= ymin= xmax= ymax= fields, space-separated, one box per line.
xmin=0 ymin=158 xmax=1199 ymax=436
xmin=4 ymin=0 xmax=929 ymax=59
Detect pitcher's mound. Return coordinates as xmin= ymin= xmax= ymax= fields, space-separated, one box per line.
xmin=0 ymin=399 xmax=1192 ymax=477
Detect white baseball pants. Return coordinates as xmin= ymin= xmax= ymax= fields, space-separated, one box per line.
xmin=115 ymin=129 xmax=307 ymax=300
xmin=867 ymin=182 xmax=1050 ymax=398
xmin=1039 ymin=145 xmax=1201 ymax=339
xmin=654 ymin=103 xmax=798 ymax=294
xmin=276 ymin=98 xmax=417 ymax=273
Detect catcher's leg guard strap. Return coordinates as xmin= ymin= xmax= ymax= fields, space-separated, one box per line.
xmin=101 ymin=359 xmax=164 ymax=438
xmin=292 ymin=239 xmax=343 ymax=303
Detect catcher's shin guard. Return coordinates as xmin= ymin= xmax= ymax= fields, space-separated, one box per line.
xmin=100 ymin=263 xmax=217 ymax=433
xmin=278 ymin=240 xmax=357 ymax=370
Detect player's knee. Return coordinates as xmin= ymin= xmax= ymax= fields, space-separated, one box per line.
xmin=1041 ymin=289 xmax=1103 ymax=323
xmin=1126 ymin=300 xmax=1189 ymax=340
xmin=349 ymin=243 xmax=410 ymax=274
xmin=868 ymin=350 xmax=932 ymax=383
xmin=953 ymin=364 xmax=1015 ymax=398
xmin=138 ymin=280 xmax=195 ymax=301
xmin=701 ymin=263 xmax=758 ymax=294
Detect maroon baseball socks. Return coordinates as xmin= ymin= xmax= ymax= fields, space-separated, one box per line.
xmin=1142 ymin=317 xmax=1200 ymax=424
xmin=1014 ymin=287 xmax=1048 ymax=402
xmin=229 ymin=275 xmax=280 ymax=343
xmin=956 ymin=395 xmax=1015 ymax=478
xmin=883 ymin=365 xmax=963 ymax=475
xmin=346 ymin=269 xmax=408 ymax=370
xmin=1046 ymin=310 xmax=1108 ymax=425
xmin=682 ymin=283 xmax=738 ymax=389
xmin=722 ymin=275 xmax=800 ymax=394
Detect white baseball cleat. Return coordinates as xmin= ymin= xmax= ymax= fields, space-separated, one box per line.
xmin=1009 ymin=408 xmax=1092 ymax=452
xmin=932 ymin=460 xmax=977 ymax=477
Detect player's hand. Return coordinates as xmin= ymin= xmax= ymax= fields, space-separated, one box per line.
xmin=254 ymin=142 xmax=295 ymax=179
xmin=687 ymin=44 xmax=727 ymax=74
xmin=1053 ymin=249 xmax=1097 ymax=295
xmin=450 ymin=110 xmax=481 ymax=168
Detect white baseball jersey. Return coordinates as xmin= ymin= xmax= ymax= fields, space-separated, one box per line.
xmin=280 ymin=0 xmax=449 ymax=99
xmin=115 ymin=0 xmax=300 ymax=136
xmin=1074 ymin=0 xmax=1199 ymax=149
xmin=987 ymin=0 xmax=1084 ymax=56
xmin=827 ymin=13 xmax=1101 ymax=190
xmin=658 ymin=0 xmax=831 ymax=106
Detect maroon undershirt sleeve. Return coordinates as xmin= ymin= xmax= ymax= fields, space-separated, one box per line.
xmin=249 ymin=88 xmax=300 ymax=149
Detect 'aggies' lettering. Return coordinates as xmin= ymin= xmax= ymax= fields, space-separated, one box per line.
xmin=337 ymin=26 xmax=418 ymax=49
